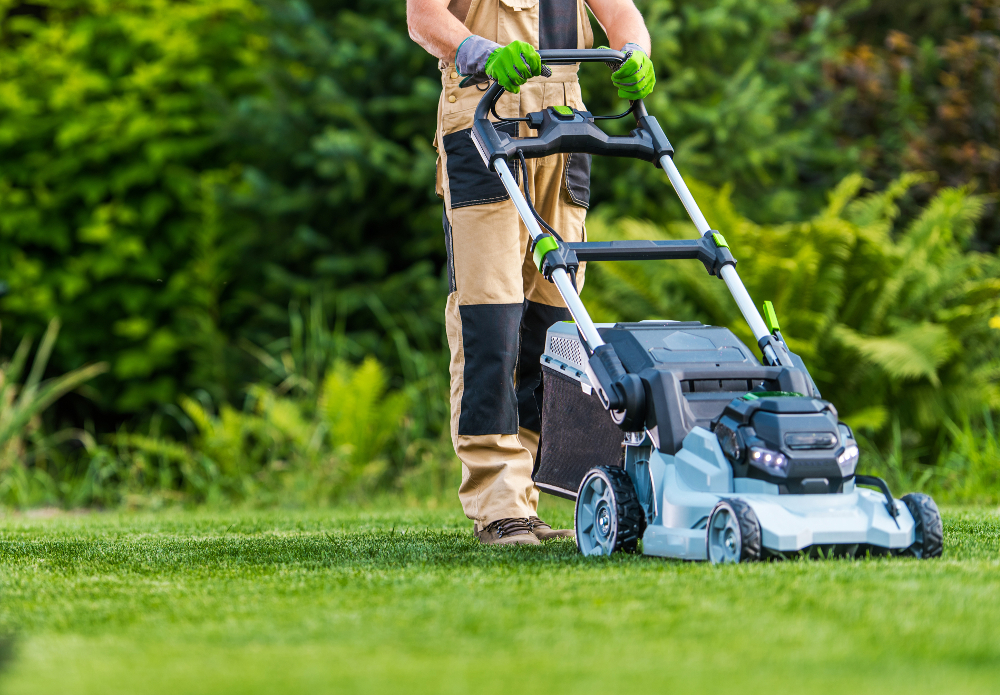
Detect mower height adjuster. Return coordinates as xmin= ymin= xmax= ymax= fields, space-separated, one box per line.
xmin=532 ymin=234 xmax=580 ymax=281
xmin=696 ymin=230 xmax=737 ymax=277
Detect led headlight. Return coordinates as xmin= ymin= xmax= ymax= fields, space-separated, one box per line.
xmin=748 ymin=446 xmax=788 ymax=475
xmin=837 ymin=444 xmax=859 ymax=471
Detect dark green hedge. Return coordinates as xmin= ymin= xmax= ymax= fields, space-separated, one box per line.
xmin=0 ymin=0 xmax=444 ymax=423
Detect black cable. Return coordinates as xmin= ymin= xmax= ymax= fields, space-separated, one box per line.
xmin=488 ymin=80 xmax=529 ymax=124
xmin=593 ymin=100 xmax=638 ymax=121
xmin=518 ymin=150 xmax=563 ymax=242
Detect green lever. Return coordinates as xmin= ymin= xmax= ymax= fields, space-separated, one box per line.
xmin=762 ymin=301 xmax=780 ymax=333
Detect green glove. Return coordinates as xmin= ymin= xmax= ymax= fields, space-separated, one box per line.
xmin=485 ymin=40 xmax=542 ymax=94
xmin=605 ymin=43 xmax=655 ymax=100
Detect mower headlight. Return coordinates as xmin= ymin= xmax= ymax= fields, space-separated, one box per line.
xmin=749 ymin=446 xmax=788 ymax=475
xmin=837 ymin=444 xmax=860 ymax=472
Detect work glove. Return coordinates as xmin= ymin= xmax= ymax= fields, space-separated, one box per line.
xmin=485 ymin=40 xmax=542 ymax=93
xmin=599 ymin=43 xmax=656 ymax=100
xmin=455 ymin=36 xmax=542 ymax=93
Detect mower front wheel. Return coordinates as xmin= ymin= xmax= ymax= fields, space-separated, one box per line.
xmin=575 ymin=466 xmax=645 ymax=556
xmin=899 ymin=493 xmax=943 ymax=559
xmin=707 ymin=498 xmax=762 ymax=564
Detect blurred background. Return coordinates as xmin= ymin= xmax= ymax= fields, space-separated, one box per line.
xmin=0 ymin=0 xmax=997 ymax=509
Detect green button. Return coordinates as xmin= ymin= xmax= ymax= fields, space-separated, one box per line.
xmin=552 ymin=105 xmax=573 ymax=116
xmin=533 ymin=235 xmax=560 ymax=270
xmin=742 ymin=391 xmax=803 ymax=401
xmin=761 ymin=300 xmax=780 ymax=333
xmin=712 ymin=232 xmax=729 ymax=249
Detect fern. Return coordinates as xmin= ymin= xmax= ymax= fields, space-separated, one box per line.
xmin=319 ymin=357 xmax=410 ymax=488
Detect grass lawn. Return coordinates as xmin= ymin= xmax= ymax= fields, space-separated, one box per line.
xmin=0 ymin=500 xmax=998 ymax=694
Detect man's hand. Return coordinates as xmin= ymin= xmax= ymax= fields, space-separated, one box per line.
xmin=485 ymin=41 xmax=542 ymax=93
xmin=611 ymin=44 xmax=655 ymax=100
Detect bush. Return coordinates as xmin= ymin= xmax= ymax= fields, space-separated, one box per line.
xmin=829 ymin=0 xmax=1000 ymax=247
xmin=0 ymin=0 xmax=445 ymax=423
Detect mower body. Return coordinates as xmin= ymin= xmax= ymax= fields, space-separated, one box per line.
xmin=535 ymin=320 xmax=918 ymax=559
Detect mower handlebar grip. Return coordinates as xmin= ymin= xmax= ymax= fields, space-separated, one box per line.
xmin=538 ymin=48 xmax=626 ymax=64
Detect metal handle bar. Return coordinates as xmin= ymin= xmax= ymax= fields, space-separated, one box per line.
xmin=538 ymin=48 xmax=626 ymax=64
xmin=473 ymin=49 xmax=628 ymax=125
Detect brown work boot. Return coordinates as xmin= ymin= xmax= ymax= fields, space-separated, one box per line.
xmin=475 ymin=518 xmax=540 ymax=546
xmin=527 ymin=516 xmax=574 ymax=540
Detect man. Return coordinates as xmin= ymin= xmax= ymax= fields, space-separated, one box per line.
xmin=407 ymin=0 xmax=655 ymax=544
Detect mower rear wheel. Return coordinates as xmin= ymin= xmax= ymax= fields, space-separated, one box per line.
xmin=575 ymin=466 xmax=645 ymax=556
xmin=899 ymin=493 xmax=943 ymax=559
xmin=707 ymin=498 xmax=762 ymax=564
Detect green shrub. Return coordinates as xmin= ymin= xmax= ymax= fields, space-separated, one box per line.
xmin=0 ymin=0 xmax=267 ymax=413
xmin=828 ymin=1 xmax=1000 ymax=247
xmin=0 ymin=0 xmax=444 ymax=421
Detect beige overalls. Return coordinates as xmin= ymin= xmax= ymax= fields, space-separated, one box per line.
xmin=435 ymin=0 xmax=595 ymax=525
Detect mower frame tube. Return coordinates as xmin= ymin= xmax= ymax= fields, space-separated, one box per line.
xmin=657 ymin=152 xmax=778 ymax=363
xmin=719 ymin=265 xmax=776 ymax=358
xmin=494 ymin=159 xmax=605 ymax=352
xmin=658 ymin=154 xmax=711 ymax=235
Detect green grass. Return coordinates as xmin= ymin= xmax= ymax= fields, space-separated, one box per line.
xmin=0 ymin=501 xmax=998 ymax=694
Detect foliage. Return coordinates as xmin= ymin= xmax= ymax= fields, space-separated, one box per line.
xmin=582 ymin=175 xmax=1000 ymax=497
xmin=828 ymin=0 xmax=1000 ymax=247
xmin=0 ymin=0 xmax=444 ymax=421
xmin=69 ymin=356 xmax=413 ymax=508
xmin=0 ymin=319 xmax=106 ymax=506
xmin=0 ymin=0 xmax=261 ymax=414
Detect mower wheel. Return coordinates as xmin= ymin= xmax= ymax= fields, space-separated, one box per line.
xmin=707 ymin=499 xmax=762 ymax=564
xmin=575 ymin=466 xmax=645 ymax=556
xmin=899 ymin=493 xmax=943 ymax=559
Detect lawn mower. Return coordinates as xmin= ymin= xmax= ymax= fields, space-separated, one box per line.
xmin=471 ymin=48 xmax=943 ymax=562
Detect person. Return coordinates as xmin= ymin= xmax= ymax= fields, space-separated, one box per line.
xmin=407 ymin=0 xmax=655 ymax=545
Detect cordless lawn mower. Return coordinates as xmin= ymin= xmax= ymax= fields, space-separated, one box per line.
xmin=471 ymin=48 xmax=943 ymax=563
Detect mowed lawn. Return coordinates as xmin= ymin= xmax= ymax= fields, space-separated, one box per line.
xmin=0 ymin=502 xmax=998 ymax=694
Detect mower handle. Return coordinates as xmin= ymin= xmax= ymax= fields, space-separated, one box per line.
xmin=471 ymin=49 xmax=671 ymax=169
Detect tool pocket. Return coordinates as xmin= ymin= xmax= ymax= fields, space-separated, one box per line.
xmin=443 ymin=122 xmax=520 ymax=209
xmin=562 ymin=152 xmax=591 ymax=208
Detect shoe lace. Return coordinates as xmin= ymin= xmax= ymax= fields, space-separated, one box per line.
xmin=526 ymin=516 xmax=550 ymax=531
xmin=484 ymin=517 xmax=531 ymax=538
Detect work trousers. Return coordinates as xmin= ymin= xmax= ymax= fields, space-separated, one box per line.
xmin=436 ymin=66 xmax=591 ymax=525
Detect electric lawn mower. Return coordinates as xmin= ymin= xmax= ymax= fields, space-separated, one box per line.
xmin=471 ymin=48 xmax=943 ymax=563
